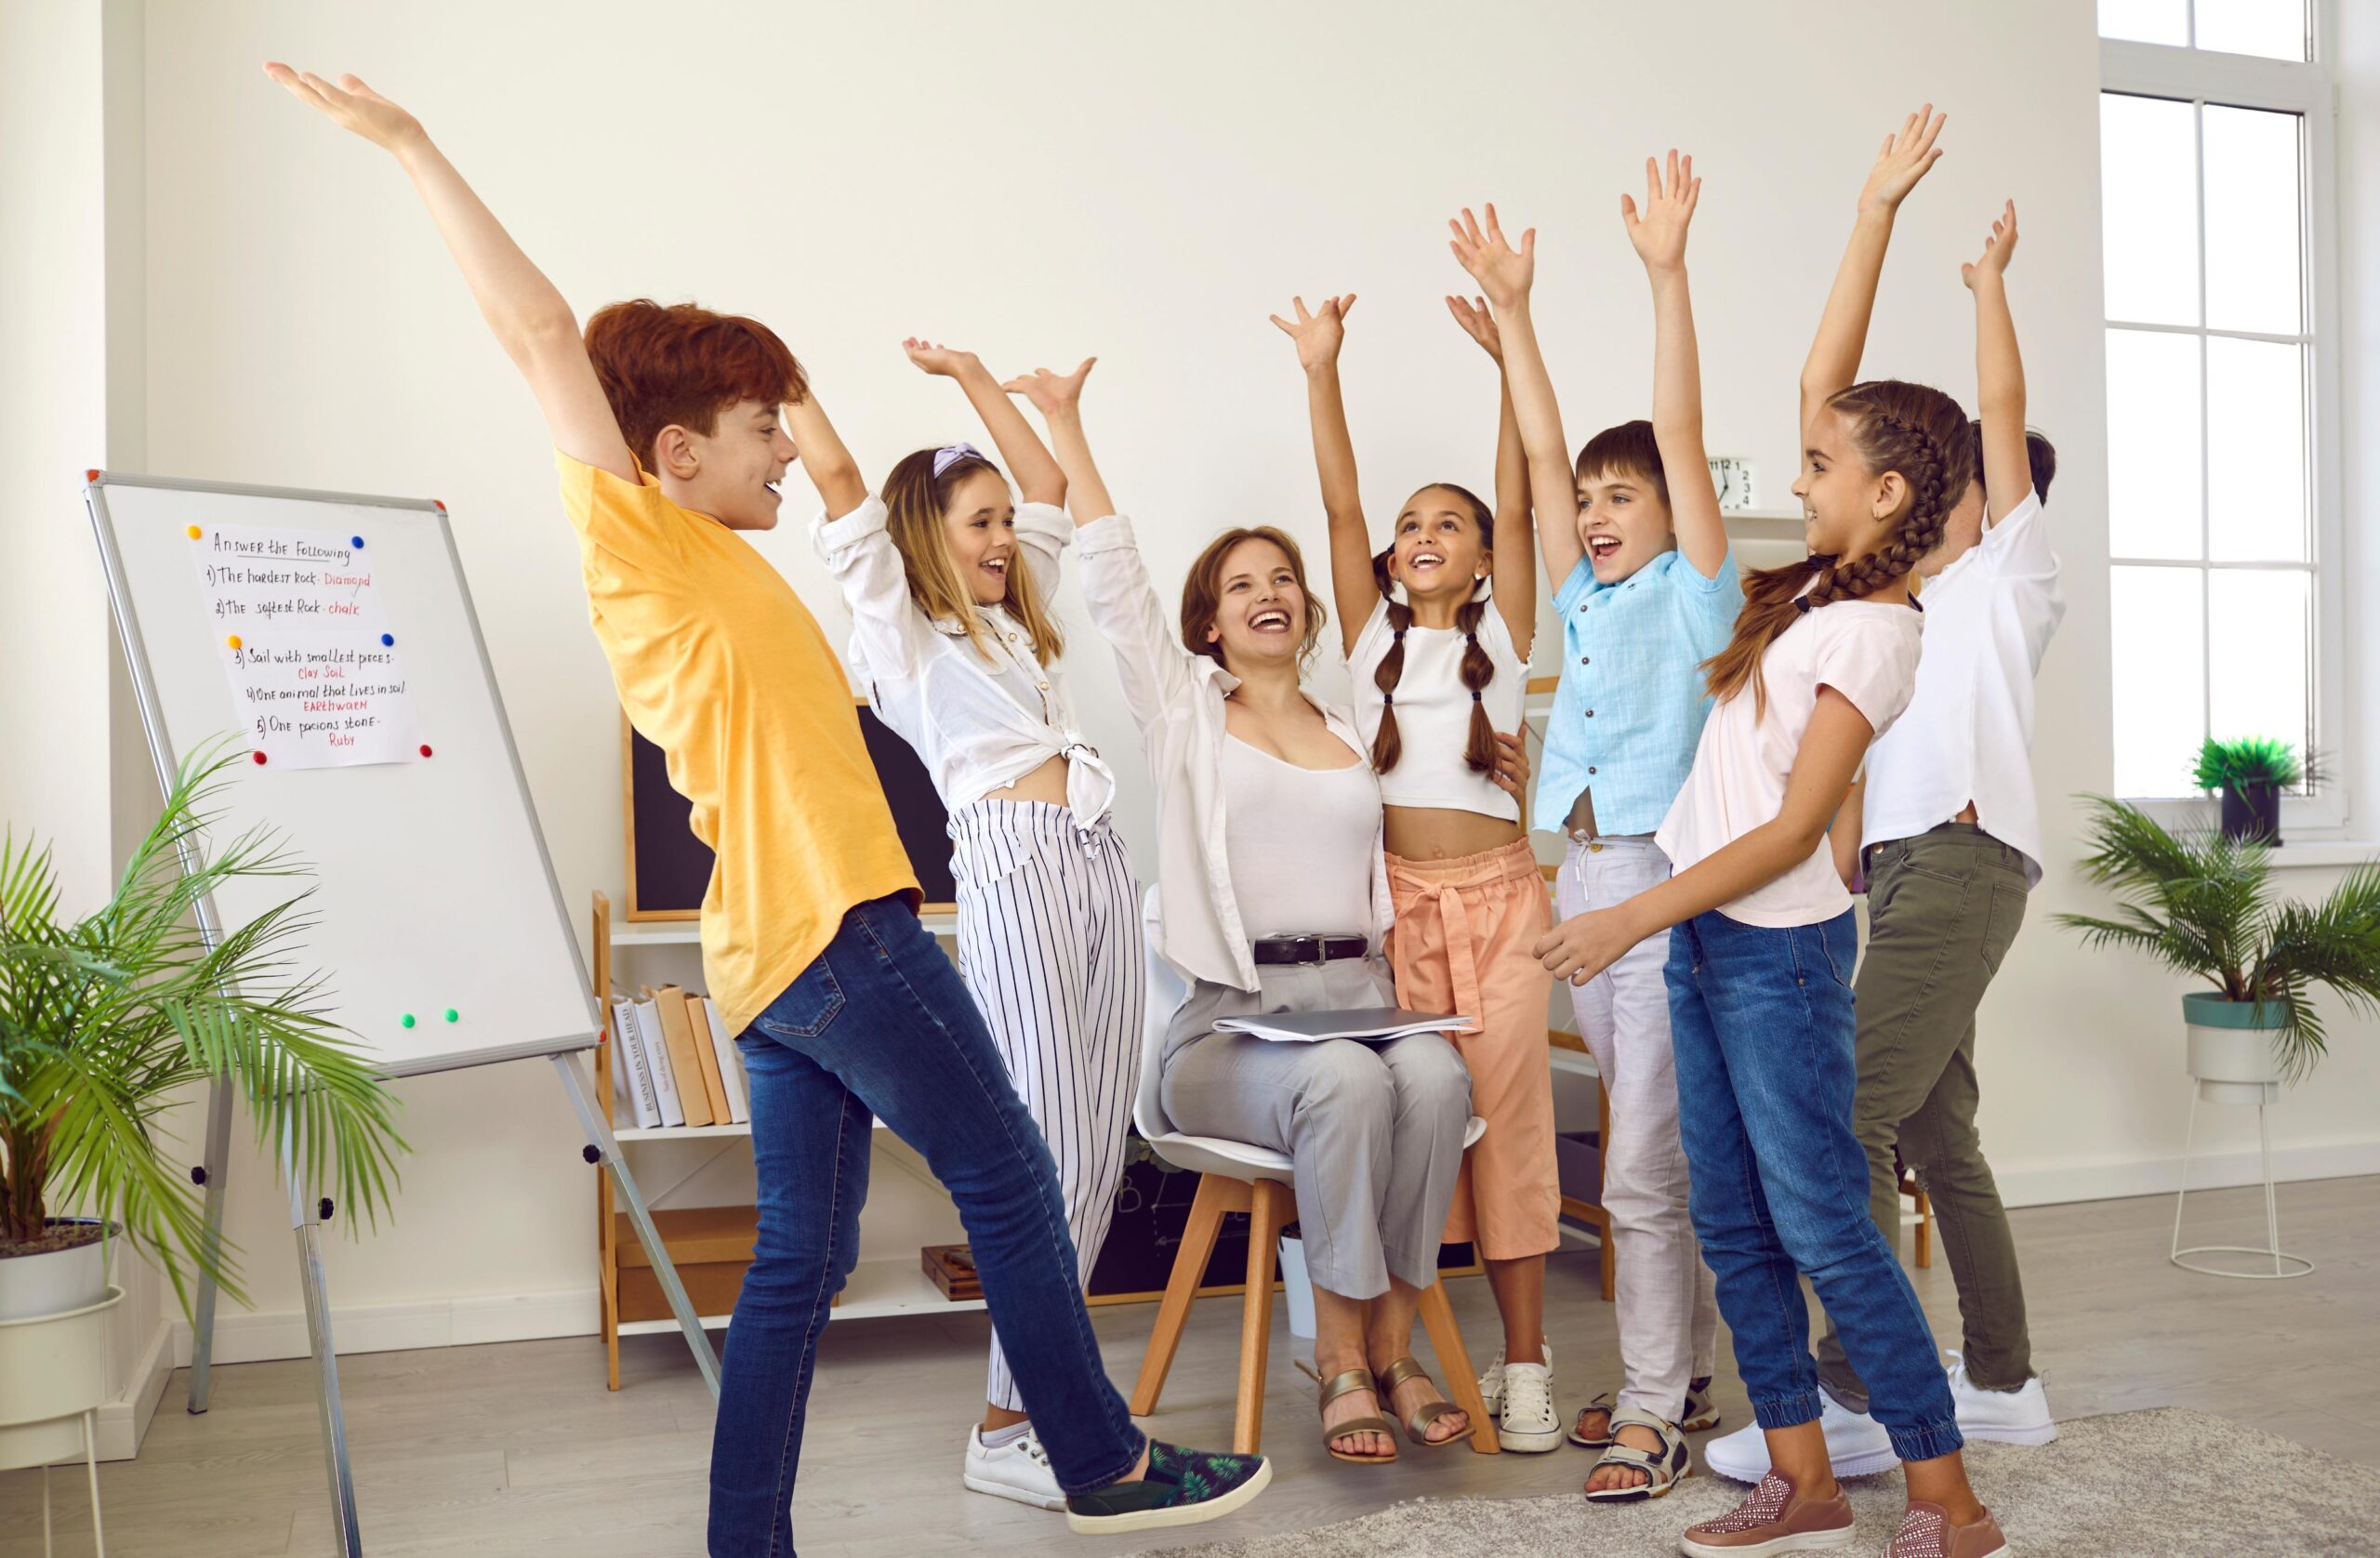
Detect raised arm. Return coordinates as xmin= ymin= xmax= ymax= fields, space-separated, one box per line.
xmin=1005 ymin=361 xmax=1112 ymax=526
xmin=1963 ymin=202 xmax=2030 ymax=525
xmin=1625 ymin=151 xmax=1726 ymax=580
xmin=1800 ymin=106 xmax=1947 ymax=434
xmin=1448 ymin=295 xmax=1537 ymax=654
xmin=901 ymin=341 xmax=1065 ymax=508
xmin=1450 ymin=205 xmax=1585 ymax=588
xmin=793 ymin=387 xmax=931 ymax=682
xmin=264 ymin=65 xmax=634 ymax=482
xmin=1270 ymin=296 xmax=1375 ymax=654
xmin=782 ymin=390 xmax=870 ymax=518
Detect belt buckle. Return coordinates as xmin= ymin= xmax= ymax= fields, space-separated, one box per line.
xmin=1289 ymin=934 xmax=1324 ymax=965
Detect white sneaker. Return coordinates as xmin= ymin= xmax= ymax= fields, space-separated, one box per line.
xmin=963 ymin=1423 xmax=1066 ymax=1511
xmin=1497 ymin=1348 xmax=1562 ymax=1454
xmin=1700 ymin=1388 xmax=1897 ymax=1483
xmin=1475 ymin=1343 xmax=1508 ymax=1417
xmin=1947 ymin=1353 xmax=2058 ymax=1446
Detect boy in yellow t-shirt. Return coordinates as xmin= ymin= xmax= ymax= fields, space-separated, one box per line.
xmin=267 ymin=63 xmax=1268 ymax=1551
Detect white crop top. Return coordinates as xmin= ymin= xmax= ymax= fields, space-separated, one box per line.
xmin=1349 ymin=597 xmax=1528 ymax=820
xmin=1220 ymin=734 xmax=1381 ymax=939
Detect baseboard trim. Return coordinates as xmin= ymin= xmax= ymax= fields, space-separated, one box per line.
xmin=93 ymin=1315 xmax=175 ymax=1460
xmin=1997 ymin=1136 xmax=2380 ymax=1208
xmin=168 ymin=1287 xmax=600 ymax=1368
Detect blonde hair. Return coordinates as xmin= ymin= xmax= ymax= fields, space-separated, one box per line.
xmin=881 ymin=448 xmax=1064 ymax=665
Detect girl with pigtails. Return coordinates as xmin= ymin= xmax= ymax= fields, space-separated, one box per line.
xmin=1274 ymin=292 xmax=1564 ymax=1456
xmin=1464 ymin=194 xmax=2009 ymax=1551
xmin=799 ymin=344 xmax=1144 ymax=1514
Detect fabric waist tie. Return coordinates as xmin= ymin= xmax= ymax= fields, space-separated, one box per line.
xmin=1386 ymin=838 xmax=1540 ymax=1037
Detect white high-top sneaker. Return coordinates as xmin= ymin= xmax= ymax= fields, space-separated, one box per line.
xmin=1497 ymin=1343 xmax=1561 ymax=1454
xmin=1947 ymin=1353 xmax=2058 ymax=1446
xmin=1700 ymin=1387 xmax=1896 ymax=1483
xmin=963 ymin=1422 xmax=1066 ymax=1511
xmin=1475 ymin=1342 xmax=1509 ymax=1416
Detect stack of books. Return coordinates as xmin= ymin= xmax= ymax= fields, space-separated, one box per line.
xmin=605 ymin=984 xmax=752 ymax=1129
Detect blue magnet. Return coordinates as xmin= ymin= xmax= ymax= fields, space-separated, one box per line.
xmin=350 ymin=535 xmax=364 ymax=548
xmin=380 ymin=633 xmax=394 ymax=646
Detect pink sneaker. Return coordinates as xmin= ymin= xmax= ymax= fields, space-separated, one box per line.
xmin=1883 ymin=1500 xmax=2009 ymax=1557
xmin=1679 ymin=1469 xmax=1856 ymax=1555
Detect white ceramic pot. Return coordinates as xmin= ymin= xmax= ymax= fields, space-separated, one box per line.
xmin=0 ymin=1283 xmax=124 ymax=1471
xmin=2183 ymin=992 xmax=2286 ymax=1106
xmin=0 ymin=1220 xmax=112 ymax=1323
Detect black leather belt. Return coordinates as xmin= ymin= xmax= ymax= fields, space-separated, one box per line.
xmin=1250 ymin=934 xmax=1368 ymax=967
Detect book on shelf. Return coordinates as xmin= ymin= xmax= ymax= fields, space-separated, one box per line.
xmin=644 ymin=984 xmax=716 ymax=1128
xmin=608 ymin=996 xmax=661 ymax=1129
xmin=632 ymin=997 xmax=687 ymax=1128
xmin=695 ymin=995 xmax=751 ymax=1125
xmin=676 ymin=985 xmax=734 ymax=1124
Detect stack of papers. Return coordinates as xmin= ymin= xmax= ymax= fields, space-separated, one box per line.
xmin=1214 ymin=1008 xmax=1472 ymax=1044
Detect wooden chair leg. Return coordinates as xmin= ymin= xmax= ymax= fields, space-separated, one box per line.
xmin=1130 ymin=1173 xmax=1240 ymax=1417
xmin=1913 ymin=1189 xmax=1933 ymax=1269
xmin=1415 ymin=1277 xmax=1501 ymax=1454
xmin=1232 ymin=1179 xmax=1289 ymax=1455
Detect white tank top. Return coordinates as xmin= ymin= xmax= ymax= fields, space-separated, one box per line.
xmin=1220 ymin=734 xmax=1380 ymax=938
xmin=1349 ymin=597 xmax=1528 ymax=820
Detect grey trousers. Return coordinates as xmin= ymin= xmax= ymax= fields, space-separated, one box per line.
xmin=1159 ymin=957 xmax=1473 ymax=1301
xmin=1817 ymin=824 xmax=2036 ymax=1407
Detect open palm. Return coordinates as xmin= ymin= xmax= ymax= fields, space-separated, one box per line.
xmin=1448 ymin=205 xmax=1533 ymax=310
xmin=1859 ymin=104 xmax=1948 ymax=214
xmin=902 ymin=338 xmax=979 ymax=377
xmin=1445 ymin=295 xmax=1502 ymax=361
xmin=263 ymin=64 xmax=424 ymax=153
xmin=1269 ymin=295 xmax=1356 ymax=372
xmin=1622 ymin=150 xmax=1700 ymax=272
xmin=1962 ymin=200 xmax=2019 ymax=289
xmin=1003 ymin=358 xmax=1097 ymax=415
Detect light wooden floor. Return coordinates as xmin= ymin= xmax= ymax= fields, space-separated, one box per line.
xmin=3 ymin=1177 xmax=2373 ymax=1557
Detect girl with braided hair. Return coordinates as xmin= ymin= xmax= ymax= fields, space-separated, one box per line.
xmin=1532 ymin=357 xmax=2009 ymax=1555
xmin=1273 ymin=282 xmax=1564 ymax=1454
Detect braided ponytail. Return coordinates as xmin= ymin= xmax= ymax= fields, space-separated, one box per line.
xmin=1703 ymin=379 xmax=1974 ymax=716
xmin=1368 ymin=482 xmax=1501 ymax=774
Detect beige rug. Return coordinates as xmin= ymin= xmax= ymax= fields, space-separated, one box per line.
xmin=1154 ymin=1409 xmax=2364 ymax=1557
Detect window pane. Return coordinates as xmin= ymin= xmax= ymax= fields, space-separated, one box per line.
xmin=2098 ymin=0 xmax=2188 ymax=44
xmin=2107 ymin=329 xmax=2204 ymax=559
xmin=2194 ymin=0 xmax=2308 ymax=59
xmin=2203 ymin=105 xmax=2304 ymax=333
xmin=2207 ymin=569 xmax=2310 ymax=785
xmin=2207 ymin=337 xmax=2307 ymax=561
xmin=2114 ymin=566 xmax=2207 ymax=798
xmin=2101 ymin=95 xmax=2201 ymax=325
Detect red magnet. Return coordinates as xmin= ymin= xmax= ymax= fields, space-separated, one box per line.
xmin=251 ymin=751 xmax=268 ymax=765
xmin=419 ymin=744 xmax=434 ymax=758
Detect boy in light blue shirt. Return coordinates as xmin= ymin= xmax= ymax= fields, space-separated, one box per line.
xmin=1449 ymin=163 xmax=1739 ymax=1500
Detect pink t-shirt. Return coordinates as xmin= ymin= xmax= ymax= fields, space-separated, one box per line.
xmin=1657 ymin=591 xmax=1923 ymax=927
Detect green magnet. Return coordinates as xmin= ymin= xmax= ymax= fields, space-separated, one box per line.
xmin=443 ymin=1008 xmax=459 ymax=1023
xmin=400 ymin=1013 xmax=416 ymax=1029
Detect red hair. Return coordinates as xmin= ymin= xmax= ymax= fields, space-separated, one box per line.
xmin=583 ymin=299 xmax=808 ymax=465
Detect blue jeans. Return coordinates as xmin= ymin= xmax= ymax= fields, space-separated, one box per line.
xmin=1664 ymin=909 xmax=1963 ymax=1464
xmin=707 ymin=895 xmax=1145 ymax=1556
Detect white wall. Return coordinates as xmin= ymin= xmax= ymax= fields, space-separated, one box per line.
xmin=86 ymin=0 xmax=2377 ymax=1342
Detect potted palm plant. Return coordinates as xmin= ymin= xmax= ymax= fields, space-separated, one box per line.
xmin=0 ymin=743 xmax=404 ymax=1338
xmin=2191 ymin=736 xmax=2301 ymax=847
xmin=2056 ymin=797 xmax=2380 ymax=1099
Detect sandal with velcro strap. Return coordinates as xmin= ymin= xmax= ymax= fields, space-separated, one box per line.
xmin=1681 ymin=1375 xmax=1722 ymax=1433
xmin=1582 ymin=1406 xmax=1692 ymax=1504
xmin=1377 ymin=1355 xmax=1466 ymax=1449
xmin=1568 ymin=1390 xmax=1619 ymax=1450
xmin=1293 ymin=1361 xmax=1398 ymax=1464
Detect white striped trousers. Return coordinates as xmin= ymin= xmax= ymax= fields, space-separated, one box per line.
xmin=949 ymin=799 xmax=1144 ymax=1413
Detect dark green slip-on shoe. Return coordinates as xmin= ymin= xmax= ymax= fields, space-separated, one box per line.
xmin=1064 ymin=1440 xmax=1272 ymax=1536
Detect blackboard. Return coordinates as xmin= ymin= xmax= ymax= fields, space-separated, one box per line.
xmin=623 ymin=701 xmax=957 ymax=919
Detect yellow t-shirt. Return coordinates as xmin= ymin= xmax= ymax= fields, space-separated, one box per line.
xmin=557 ymin=453 xmax=918 ymax=1036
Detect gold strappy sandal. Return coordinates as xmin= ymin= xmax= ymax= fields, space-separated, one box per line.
xmin=1378 ymin=1355 xmax=1466 ymax=1449
xmin=1294 ymin=1361 xmax=1399 ymax=1464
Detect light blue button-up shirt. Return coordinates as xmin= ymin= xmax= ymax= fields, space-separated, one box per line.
xmin=1532 ymin=548 xmax=1742 ymax=838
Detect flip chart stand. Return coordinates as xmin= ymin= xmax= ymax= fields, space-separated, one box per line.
xmin=88 ymin=471 xmax=722 ymax=1557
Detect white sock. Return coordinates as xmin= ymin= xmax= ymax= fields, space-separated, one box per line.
xmin=981 ymin=1419 xmax=1031 ymax=1449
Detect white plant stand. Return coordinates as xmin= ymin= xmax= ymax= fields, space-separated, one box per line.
xmin=0 ymin=1284 xmax=126 ymax=1556
xmin=2169 ymin=1018 xmax=2315 ymax=1280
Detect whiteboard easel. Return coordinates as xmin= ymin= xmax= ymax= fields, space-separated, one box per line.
xmin=86 ymin=472 xmax=721 ymax=1557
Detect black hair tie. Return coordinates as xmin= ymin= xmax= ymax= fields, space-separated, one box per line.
xmin=1382 ymin=691 xmax=1395 ymax=706
xmin=1794 ymin=596 xmax=1815 ymax=614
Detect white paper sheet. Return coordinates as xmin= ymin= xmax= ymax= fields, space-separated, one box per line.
xmin=1213 ymin=1008 xmax=1471 ymax=1044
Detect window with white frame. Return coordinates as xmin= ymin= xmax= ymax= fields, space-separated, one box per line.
xmin=2096 ymin=1 xmax=2341 ymax=819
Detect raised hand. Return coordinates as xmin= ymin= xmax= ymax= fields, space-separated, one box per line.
xmin=1003 ymin=358 xmax=1098 ymax=416
xmin=1446 ymin=295 xmax=1503 ymax=362
xmin=1622 ymin=150 xmax=1700 ymax=275
xmin=903 ymin=338 xmax=982 ymax=377
xmin=262 ymin=64 xmax=425 ymax=154
xmin=1962 ymin=200 xmax=2019 ymax=289
xmin=1447 ymin=205 xmax=1533 ymax=310
xmin=1269 ymin=295 xmax=1357 ymax=373
xmin=1859 ymin=104 xmax=1948 ymax=215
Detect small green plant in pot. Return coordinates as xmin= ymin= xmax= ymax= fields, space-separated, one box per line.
xmin=0 ymin=743 xmax=405 ymax=1325
xmin=2056 ymin=797 xmax=2380 ymax=1094
xmin=2191 ymin=736 xmax=2302 ymax=847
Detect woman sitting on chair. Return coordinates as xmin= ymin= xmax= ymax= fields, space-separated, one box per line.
xmin=1010 ymin=362 xmax=1524 ymax=1464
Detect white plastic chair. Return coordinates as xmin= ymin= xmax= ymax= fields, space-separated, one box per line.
xmin=1124 ymin=888 xmax=1498 ymax=1454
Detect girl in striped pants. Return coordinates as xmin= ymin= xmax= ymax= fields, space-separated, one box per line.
xmin=806 ymin=342 xmax=1143 ymax=1514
